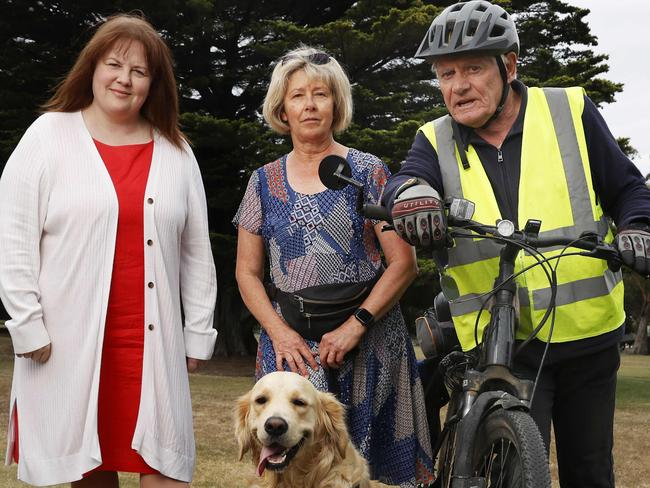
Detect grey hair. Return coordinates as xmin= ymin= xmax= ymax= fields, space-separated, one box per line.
xmin=431 ymin=53 xmax=516 ymax=78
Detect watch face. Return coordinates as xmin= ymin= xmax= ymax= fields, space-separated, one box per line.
xmin=355 ymin=308 xmax=374 ymax=326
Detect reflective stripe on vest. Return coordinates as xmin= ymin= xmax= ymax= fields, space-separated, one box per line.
xmin=419 ymin=86 xmax=625 ymax=350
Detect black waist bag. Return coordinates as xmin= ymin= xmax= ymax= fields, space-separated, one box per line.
xmin=265 ymin=269 xmax=383 ymax=341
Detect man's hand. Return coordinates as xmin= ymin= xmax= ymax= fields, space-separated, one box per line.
xmin=391 ymin=183 xmax=446 ymax=248
xmin=16 ymin=343 xmax=51 ymax=363
xmin=615 ymin=227 xmax=650 ymax=276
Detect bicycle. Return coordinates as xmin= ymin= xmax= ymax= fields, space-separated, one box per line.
xmin=318 ymin=155 xmax=623 ymax=488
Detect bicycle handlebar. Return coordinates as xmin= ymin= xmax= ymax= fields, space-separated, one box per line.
xmin=446 ymin=215 xmax=621 ymax=271
xmin=361 ymin=203 xmax=622 ymax=271
xmin=362 ymin=204 xmax=392 ymax=222
xmin=319 ymin=155 xmax=619 ymax=271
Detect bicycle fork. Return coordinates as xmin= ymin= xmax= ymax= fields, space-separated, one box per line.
xmin=451 ymin=241 xmax=536 ymax=487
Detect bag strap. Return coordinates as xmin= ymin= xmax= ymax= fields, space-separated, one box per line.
xmin=265 ymin=267 xmax=385 ymax=304
xmin=264 ymin=282 xmax=279 ymax=302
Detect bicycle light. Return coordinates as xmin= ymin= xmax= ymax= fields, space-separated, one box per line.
xmin=416 ymin=303 xmax=459 ymax=360
xmin=448 ymin=197 xmax=475 ymax=221
xmin=496 ymin=219 xmax=515 ymax=237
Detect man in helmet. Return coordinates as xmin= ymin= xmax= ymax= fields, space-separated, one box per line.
xmin=382 ymin=1 xmax=650 ymax=487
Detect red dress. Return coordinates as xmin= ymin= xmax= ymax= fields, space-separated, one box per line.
xmin=13 ymin=140 xmax=158 ymax=474
xmin=92 ymin=139 xmax=157 ymax=474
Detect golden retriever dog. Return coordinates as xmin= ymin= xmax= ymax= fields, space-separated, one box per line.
xmin=234 ymin=371 xmax=394 ymax=488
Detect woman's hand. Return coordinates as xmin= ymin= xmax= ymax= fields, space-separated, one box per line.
xmin=186 ymin=357 xmax=205 ymax=373
xmin=16 ymin=343 xmax=51 ymax=363
xmin=269 ymin=326 xmax=319 ymax=377
xmin=236 ymin=228 xmax=318 ymax=377
xmin=319 ymin=319 xmax=366 ymax=369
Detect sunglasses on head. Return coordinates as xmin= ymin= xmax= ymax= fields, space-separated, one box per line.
xmin=280 ymin=51 xmax=331 ymax=66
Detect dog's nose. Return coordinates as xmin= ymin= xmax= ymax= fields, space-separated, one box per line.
xmin=264 ymin=416 xmax=288 ymax=437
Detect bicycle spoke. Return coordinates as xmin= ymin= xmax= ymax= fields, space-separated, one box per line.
xmin=498 ymin=439 xmax=510 ymax=487
xmin=475 ymin=437 xmax=528 ymax=488
xmin=480 ymin=442 xmax=492 ymax=478
xmin=469 ymin=411 xmax=551 ymax=488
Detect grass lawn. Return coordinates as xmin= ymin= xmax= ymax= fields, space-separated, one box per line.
xmin=0 ymin=333 xmax=649 ymax=487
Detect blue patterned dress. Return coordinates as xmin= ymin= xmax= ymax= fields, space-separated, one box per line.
xmin=234 ymin=148 xmax=434 ymax=487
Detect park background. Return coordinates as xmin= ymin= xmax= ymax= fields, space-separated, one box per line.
xmin=0 ymin=0 xmax=649 ymax=486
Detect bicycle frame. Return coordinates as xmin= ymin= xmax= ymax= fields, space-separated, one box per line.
xmin=458 ymin=238 xmax=535 ymax=418
xmin=317 ymin=158 xmax=620 ymax=488
xmin=435 ymin=214 xmax=620 ymax=487
xmin=446 ymin=233 xmax=536 ymax=487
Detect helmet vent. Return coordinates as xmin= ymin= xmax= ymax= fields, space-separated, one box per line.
xmin=450 ymin=4 xmax=463 ymax=12
xmin=476 ymin=4 xmax=488 ymax=12
xmin=467 ymin=19 xmax=479 ymax=37
xmin=445 ymin=21 xmax=455 ymax=44
xmin=491 ymin=24 xmax=505 ymax=37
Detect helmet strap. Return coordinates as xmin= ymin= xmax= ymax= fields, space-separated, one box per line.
xmin=480 ymin=55 xmax=510 ymax=129
xmin=451 ymin=119 xmax=471 ymax=170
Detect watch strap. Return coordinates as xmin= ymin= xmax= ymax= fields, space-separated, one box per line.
xmin=354 ymin=307 xmax=374 ymax=327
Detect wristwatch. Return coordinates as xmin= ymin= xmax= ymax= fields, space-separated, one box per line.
xmin=354 ymin=307 xmax=375 ymax=327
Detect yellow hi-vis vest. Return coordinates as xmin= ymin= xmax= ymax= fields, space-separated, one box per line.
xmin=420 ymin=87 xmax=625 ymax=351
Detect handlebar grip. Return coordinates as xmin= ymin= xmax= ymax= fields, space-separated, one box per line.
xmin=363 ymin=204 xmax=393 ymax=222
xmin=606 ymin=251 xmax=623 ymax=273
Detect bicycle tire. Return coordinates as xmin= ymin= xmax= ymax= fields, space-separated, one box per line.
xmin=472 ymin=409 xmax=551 ymax=488
xmin=437 ymin=420 xmax=458 ymax=488
xmin=433 ymin=389 xmax=464 ymax=488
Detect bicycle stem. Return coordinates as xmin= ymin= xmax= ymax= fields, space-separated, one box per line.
xmin=479 ymin=241 xmax=519 ymax=370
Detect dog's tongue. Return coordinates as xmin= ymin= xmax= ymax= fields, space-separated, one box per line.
xmin=257 ymin=445 xmax=284 ymax=476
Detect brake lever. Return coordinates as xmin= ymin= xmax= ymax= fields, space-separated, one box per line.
xmin=607 ymin=254 xmax=623 ymax=273
xmin=596 ymin=244 xmax=623 ymax=272
xmin=578 ymin=243 xmax=622 ymax=273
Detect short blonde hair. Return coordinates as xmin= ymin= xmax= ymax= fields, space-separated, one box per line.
xmin=263 ymin=46 xmax=353 ymax=135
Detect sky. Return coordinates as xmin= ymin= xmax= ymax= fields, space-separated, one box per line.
xmin=566 ymin=0 xmax=650 ymax=176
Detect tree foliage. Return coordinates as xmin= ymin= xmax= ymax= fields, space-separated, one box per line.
xmin=623 ymin=270 xmax=650 ymax=355
xmin=1 ymin=0 xmax=639 ymax=354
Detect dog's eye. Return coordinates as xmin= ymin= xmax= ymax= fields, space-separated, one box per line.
xmin=292 ymin=398 xmax=307 ymax=407
xmin=255 ymin=396 xmax=267 ymax=405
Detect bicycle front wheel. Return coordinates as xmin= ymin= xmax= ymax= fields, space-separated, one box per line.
xmin=472 ymin=409 xmax=551 ymax=488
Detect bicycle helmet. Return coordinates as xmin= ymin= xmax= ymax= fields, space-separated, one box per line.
xmin=415 ymin=1 xmax=520 ymax=131
xmin=415 ymin=0 xmax=519 ymax=61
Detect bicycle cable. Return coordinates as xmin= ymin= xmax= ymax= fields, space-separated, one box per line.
xmin=515 ymin=249 xmax=596 ymax=351
xmin=528 ymin=240 xmax=588 ymax=406
xmin=450 ymin=232 xmax=556 ymax=348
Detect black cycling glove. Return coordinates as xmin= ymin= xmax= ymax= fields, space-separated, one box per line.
xmin=391 ymin=181 xmax=446 ymax=248
xmin=615 ymin=226 xmax=650 ymax=276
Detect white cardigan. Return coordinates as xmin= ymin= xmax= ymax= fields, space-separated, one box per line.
xmin=0 ymin=112 xmax=217 ymax=485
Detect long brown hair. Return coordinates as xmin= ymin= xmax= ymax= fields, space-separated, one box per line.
xmin=43 ymin=13 xmax=185 ymax=148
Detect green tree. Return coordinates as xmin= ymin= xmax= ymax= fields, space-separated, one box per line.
xmin=511 ymin=0 xmax=622 ymax=105
xmin=0 ymin=0 xmax=628 ymax=224
xmin=623 ymin=270 xmax=650 ymax=355
xmin=616 ymin=137 xmax=639 ymax=160
xmin=0 ymin=0 xmax=634 ymax=355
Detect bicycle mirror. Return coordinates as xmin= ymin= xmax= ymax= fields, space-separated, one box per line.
xmin=440 ymin=273 xmax=460 ymax=300
xmin=319 ymin=155 xmax=357 ymax=190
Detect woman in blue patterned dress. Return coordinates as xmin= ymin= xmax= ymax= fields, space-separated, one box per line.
xmin=234 ymin=46 xmax=433 ymax=487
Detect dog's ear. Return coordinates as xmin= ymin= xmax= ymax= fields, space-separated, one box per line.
xmin=317 ymin=391 xmax=349 ymax=459
xmin=234 ymin=391 xmax=253 ymax=461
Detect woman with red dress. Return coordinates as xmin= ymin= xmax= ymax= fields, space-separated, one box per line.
xmin=0 ymin=14 xmax=217 ymax=487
